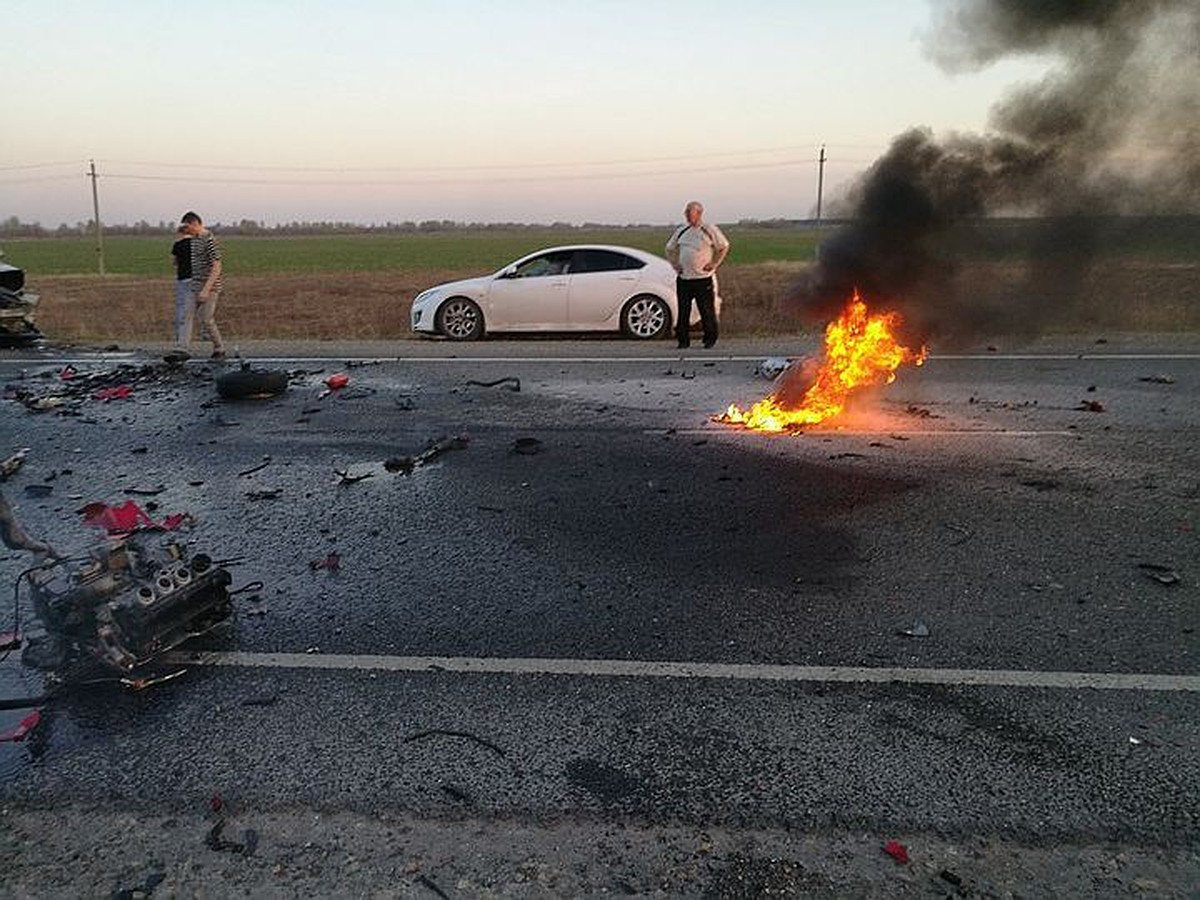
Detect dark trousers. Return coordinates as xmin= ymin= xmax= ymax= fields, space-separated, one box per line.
xmin=676 ymin=276 xmax=718 ymax=348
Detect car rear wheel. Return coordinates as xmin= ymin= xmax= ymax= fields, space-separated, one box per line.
xmin=436 ymin=297 xmax=484 ymax=341
xmin=621 ymin=294 xmax=670 ymax=340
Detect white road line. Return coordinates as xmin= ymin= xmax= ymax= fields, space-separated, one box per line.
xmin=1 ymin=353 xmax=1198 ymax=366
xmin=645 ymin=428 xmax=1079 ymax=437
xmin=161 ymin=651 xmax=1200 ymax=692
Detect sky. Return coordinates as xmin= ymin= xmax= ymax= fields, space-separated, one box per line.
xmin=1 ymin=0 xmax=1052 ymax=227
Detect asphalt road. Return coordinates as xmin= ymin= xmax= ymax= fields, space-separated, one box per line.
xmin=0 ymin=335 xmax=1197 ymax=896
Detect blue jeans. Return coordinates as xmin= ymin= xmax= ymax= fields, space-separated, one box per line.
xmin=174 ymin=279 xmax=193 ymax=343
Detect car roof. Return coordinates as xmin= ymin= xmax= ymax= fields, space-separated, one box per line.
xmin=513 ymin=244 xmax=665 ymax=265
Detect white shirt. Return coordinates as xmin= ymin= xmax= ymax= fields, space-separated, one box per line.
xmin=666 ymin=222 xmax=729 ymax=279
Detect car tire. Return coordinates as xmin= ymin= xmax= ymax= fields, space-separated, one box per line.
xmin=620 ymin=294 xmax=670 ymax=340
xmin=216 ymin=367 xmax=289 ymax=400
xmin=436 ymin=297 xmax=484 ymax=341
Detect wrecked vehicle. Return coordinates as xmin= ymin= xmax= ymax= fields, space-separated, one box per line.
xmin=0 ymin=256 xmax=44 ymax=347
xmin=20 ymin=528 xmax=232 ymax=674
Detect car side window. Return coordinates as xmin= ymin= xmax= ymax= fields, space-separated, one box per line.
xmin=512 ymin=251 xmax=573 ymax=278
xmin=572 ymin=249 xmax=646 ymax=274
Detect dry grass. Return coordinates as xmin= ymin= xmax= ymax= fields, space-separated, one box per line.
xmin=30 ymin=261 xmax=1199 ymax=343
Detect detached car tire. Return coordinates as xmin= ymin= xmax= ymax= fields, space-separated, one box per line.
xmin=621 ymin=294 xmax=670 ymax=340
xmin=216 ymin=366 xmax=289 ymax=400
xmin=436 ymin=297 xmax=484 ymax=341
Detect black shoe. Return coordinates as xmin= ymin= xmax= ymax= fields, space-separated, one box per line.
xmin=210 ymin=351 xmax=227 ymax=360
xmin=703 ymin=341 xmax=716 ymax=349
xmin=677 ymin=342 xmax=690 ymax=349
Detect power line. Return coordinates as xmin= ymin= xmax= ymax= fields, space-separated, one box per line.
xmin=97 ymin=145 xmax=825 ymax=174
xmin=100 ymin=158 xmax=830 ymax=188
xmin=0 ymin=161 xmax=80 ymax=172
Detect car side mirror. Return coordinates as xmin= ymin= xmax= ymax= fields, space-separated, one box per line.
xmin=500 ymin=266 xmax=517 ymax=279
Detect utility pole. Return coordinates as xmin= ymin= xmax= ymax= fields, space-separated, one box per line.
xmin=814 ymin=144 xmax=826 ymax=261
xmin=88 ymin=159 xmax=106 ymax=276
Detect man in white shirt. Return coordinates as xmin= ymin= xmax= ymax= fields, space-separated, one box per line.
xmin=665 ymin=200 xmax=730 ymax=349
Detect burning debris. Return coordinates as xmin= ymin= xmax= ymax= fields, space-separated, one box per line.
xmin=719 ymin=295 xmax=925 ymax=432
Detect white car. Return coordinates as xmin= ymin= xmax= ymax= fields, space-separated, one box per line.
xmin=409 ymin=244 xmax=716 ymax=341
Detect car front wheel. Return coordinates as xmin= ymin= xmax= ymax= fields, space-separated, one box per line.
xmin=620 ymin=294 xmax=670 ymax=340
xmin=436 ymin=297 xmax=484 ymax=341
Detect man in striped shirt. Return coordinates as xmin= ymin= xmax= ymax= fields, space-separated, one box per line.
xmin=181 ymin=211 xmax=226 ymax=359
xmin=665 ymin=201 xmax=729 ymax=349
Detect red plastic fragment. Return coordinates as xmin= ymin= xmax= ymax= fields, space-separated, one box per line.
xmin=93 ymin=384 xmax=134 ymax=402
xmin=323 ymin=373 xmax=350 ymax=390
xmin=0 ymin=710 xmax=42 ymax=743
xmin=80 ymin=500 xmax=188 ymax=534
xmin=883 ymin=840 xmax=909 ymax=865
xmin=59 ymin=365 xmax=77 ymax=380
xmin=210 ymin=793 xmax=224 ymax=813
xmin=309 ymin=552 xmax=342 ymax=572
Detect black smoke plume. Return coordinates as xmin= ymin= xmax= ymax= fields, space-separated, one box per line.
xmin=798 ymin=0 xmax=1200 ymax=345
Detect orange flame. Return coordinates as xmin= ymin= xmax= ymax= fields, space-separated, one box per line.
xmin=719 ymin=294 xmax=926 ymax=432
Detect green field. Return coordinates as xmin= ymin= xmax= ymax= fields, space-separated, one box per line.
xmin=0 ymin=227 xmax=822 ymax=277
xmin=3 ymin=217 xmax=1195 ymax=278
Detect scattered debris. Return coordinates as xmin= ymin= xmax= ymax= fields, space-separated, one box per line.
xmin=418 ymin=875 xmax=450 ymax=900
xmin=829 ymin=452 xmax=866 ymax=460
xmin=245 ymin=489 xmax=283 ymax=501
xmin=205 ymin=818 xmax=258 ymax=856
xmin=1138 ymin=563 xmax=1180 ymax=586
xmin=93 ymin=384 xmax=134 ymax=402
xmin=904 ymin=405 xmax=935 ymax=418
xmin=242 ymin=691 xmax=279 ymax=707
xmin=237 ymin=457 xmax=272 ymax=478
xmin=1019 ymin=478 xmax=1061 ymax=492
xmin=465 ymin=376 xmax=521 ymax=392
xmin=335 ymin=468 xmax=374 ymax=485
xmin=163 ymin=350 xmax=191 ymax=366
xmin=309 ymin=552 xmax=342 ymax=572
xmin=939 ymin=869 xmax=963 ymax=887
xmin=384 ymin=456 xmax=415 ymax=475
xmin=315 ymin=372 xmax=350 ymax=399
xmin=511 ymin=437 xmax=543 ymax=455
xmin=0 ymin=448 xmax=29 ymax=480
xmin=1139 ymin=374 xmax=1175 ymax=384
xmin=216 ymin=365 xmax=289 ymax=400
xmin=79 ymin=500 xmax=190 ymax=534
xmin=898 ymin=620 xmax=930 ymax=638
xmin=112 ymin=870 xmax=166 ymax=900
xmin=0 ymin=710 xmax=41 ymax=743
xmin=402 ymin=729 xmax=506 ymax=757
xmin=123 ymin=484 xmax=167 ymax=496
xmin=882 ymin=840 xmax=909 ymax=865
xmin=395 ymin=395 xmax=417 ymax=411
xmin=756 ymin=357 xmax=792 ymax=379
xmin=386 ymin=435 xmax=470 ymax=476
xmin=942 ymin=523 xmax=973 ymax=545
xmin=1077 ymin=399 xmax=1105 ymax=413
xmin=23 ymin=484 xmax=53 ymax=498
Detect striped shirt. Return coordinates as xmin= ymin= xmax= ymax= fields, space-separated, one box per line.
xmin=190 ymin=230 xmax=222 ymax=292
xmin=666 ymin=222 xmax=729 ymax=279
